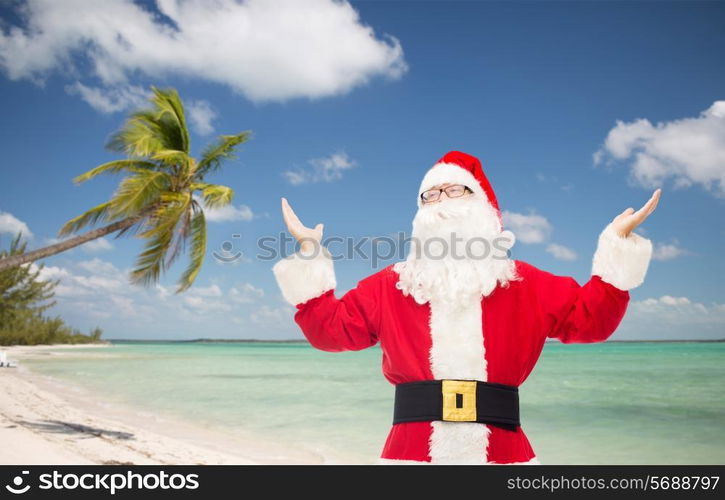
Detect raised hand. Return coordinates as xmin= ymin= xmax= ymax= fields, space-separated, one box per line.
xmin=610 ymin=189 xmax=661 ymax=237
xmin=281 ymin=197 xmax=324 ymax=254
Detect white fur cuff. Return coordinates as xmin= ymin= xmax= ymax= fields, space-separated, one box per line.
xmin=272 ymin=247 xmax=336 ymax=306
xmin=591 ymin=223 xmax=653 ymax=291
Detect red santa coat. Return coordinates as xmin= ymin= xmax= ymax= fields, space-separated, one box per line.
xmin=272 ymin=223 xmax=653 ymax=464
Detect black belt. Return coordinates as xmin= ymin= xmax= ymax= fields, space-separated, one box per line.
xmin=393 ymin=379 xmax=520 ymax=431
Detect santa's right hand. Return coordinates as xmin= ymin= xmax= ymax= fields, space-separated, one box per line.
xmin=281 ymin=197 xmax=324 ymax=254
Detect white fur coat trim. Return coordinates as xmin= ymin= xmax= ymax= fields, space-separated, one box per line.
xmin=272 ymin=247 xmax=336 ymax=306
xmin=427 ymin=296 xmax=490 ymax=463
xmin=591 ymin=223 xmax=653 ymax=291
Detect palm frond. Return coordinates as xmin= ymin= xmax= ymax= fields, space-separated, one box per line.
xmin=129 ymin=223 xmax=175 ymax=287
xmin=58 ymin=201 xmax=115 ymax=236
xmin=105 ymin=87 xmax=190 ymax=158
xmin=130 ymin=193 xmax=191 ymax=286
xmin=105 ymin=110 xmax=168 ymax=158
xmin=73 ymin=159 xmax=158 ymax=184
xmin=195 ymin=131 xmax=251 ymax=179
xmin=150 ymin=149 xmax=190 ymax=168
xmin=150 ymin=86 xmax=190 ymax=153
xmin=175 ymin=203 xmax=206 ymax=293
xmin=136 ymin=192 xmax=191 ymax=239
xmin=107 ymin=169 xmax=171 ymax=219
xmin=191 ymin=183 xmax=234 ymax=209
xmin=114 ymin=214 xmax=154 ymax=239
xmin=165 ymin=203 xmax=193 ymax=270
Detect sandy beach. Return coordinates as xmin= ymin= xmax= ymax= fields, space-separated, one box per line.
xmin=0 ymin=343 xmax=331 ymax=465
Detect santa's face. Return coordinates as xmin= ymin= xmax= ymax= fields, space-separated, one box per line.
xmin=393 ymin=187 xmax=518 ymax=306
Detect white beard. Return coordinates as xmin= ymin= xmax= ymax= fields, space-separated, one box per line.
xmin=393 ymin=196 xmax=520 ymax=307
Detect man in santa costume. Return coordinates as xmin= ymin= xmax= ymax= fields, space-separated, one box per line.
xmin=272 ymin=151 xmax=661 ymax=465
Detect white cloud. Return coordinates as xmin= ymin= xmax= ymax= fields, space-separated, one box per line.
xmin=67 ymin=273 xmax=125 ymax=295
xmin=230 ymin=283 xmax=264 ymax=303
xmin=660 ymin=296 xmax=693 ymax=306
xmin=503 ymin=210 xmax=581 ymax=261
xmin=181 ymin=282 xmax=264 ymax=312
xmin=155 ymin=283 xmax=171 ymax=301
xmin=250 ymin=305 xmax=295 ymax=327
xmin=0 ymin=0 xmax=407 ymax=106
xmin=594 ymin=100 xmax=725 ymax=196
xmin=192 ymin=194 xmax=254 ymax=222
xmin=188 ymin=284 xmax=223 ymax=297
xmin=31 ymin=259 xmax=125 ymax=297
xmin=109 ymin=294 xmax=136 ymax=317
xmin=501 ymin=210 xmax=552 ymax=244
xmin=631 ymin=295 xmax=714 ymax=318
xmin=76 ymin=258 xmax=121 ymax=276
xmin=29 ymin=257 xmax=276 ymax=336
xmin=283 ymin=151 xmax=357 ymax=185
xmin=82 ymin=237 xmax=114 ymax=253
xmin=34 ymin=264 xmax=70 ymax=282
xmin=615 ymin=294 xmax=725 ymax=340
xmin=42 ymin=236 xmax=114 ymax=255
xmin=652 ymin=241 xmax=689 ymax=261
xmin=0 ymin=211 xmax=33 ymax=240
xmin=183 ymin=294 xmax=231 ymax=313
xmin=187 ymin=99 xmax=216 ymax=136
xmin=546 ymin=243 xmax=578 ymax=261
xmin=203 ymin=204 xmax=254 ymax=222
xmin=64 ymin=82 xmax=150 ymax=113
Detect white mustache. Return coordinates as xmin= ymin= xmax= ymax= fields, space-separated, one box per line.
xmin=417 ymin=200 xmax=475 ymax=225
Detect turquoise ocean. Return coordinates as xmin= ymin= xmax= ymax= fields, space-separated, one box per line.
xmin=21 ymin=341 xmax=725 ymax=464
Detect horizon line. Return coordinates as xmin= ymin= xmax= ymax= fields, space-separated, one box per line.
xmin=105 ymin=337 xmax=725 ymax=344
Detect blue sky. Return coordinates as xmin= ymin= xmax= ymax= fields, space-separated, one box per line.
xmin=1 ymin=0 xmax=723 ymax=340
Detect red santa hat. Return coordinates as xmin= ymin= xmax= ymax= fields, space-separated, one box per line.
xmin=418 ymin=150 xmax=503 ymax=229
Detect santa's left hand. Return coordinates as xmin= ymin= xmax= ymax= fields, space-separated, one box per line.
xmin=610 ymin=188 xmax=662 ymax=237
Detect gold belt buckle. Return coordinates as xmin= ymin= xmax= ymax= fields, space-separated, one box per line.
xmin=441 ymin=379 xmax=477 ymax=422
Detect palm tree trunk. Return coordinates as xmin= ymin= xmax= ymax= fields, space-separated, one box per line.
xmin=0 ymin=214 xmax=145 ymax=272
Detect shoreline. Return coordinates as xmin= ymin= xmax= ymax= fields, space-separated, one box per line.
xmin=0 ymin=343 xmax=347 ymax=465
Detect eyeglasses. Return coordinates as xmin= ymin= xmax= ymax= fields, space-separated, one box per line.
xmin=420 ymin=184 xmax=473 ymax=203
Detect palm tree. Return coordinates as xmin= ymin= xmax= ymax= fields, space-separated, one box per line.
xmin=0 ymin=86 xmax=251 ymax=293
